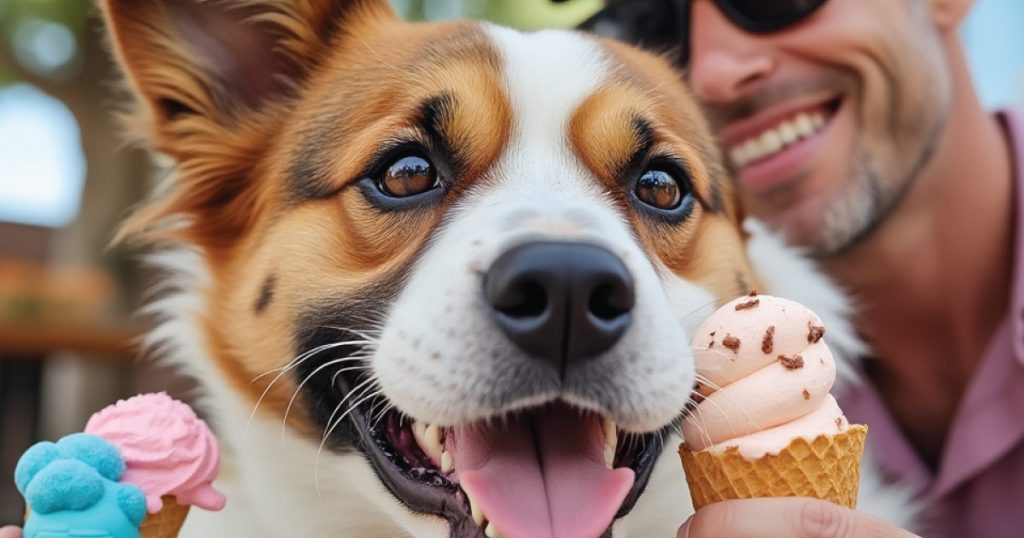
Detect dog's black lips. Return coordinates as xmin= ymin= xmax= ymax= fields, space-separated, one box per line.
xmin=294 ymin=296 xmax=669 ymax=538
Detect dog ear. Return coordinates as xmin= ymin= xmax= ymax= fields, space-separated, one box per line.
xmin=101 ymin=0 xmax=396 ymax=246
xmin=102 ymin=0 xmax=397 ymax=141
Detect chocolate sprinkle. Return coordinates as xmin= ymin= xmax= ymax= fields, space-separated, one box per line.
xmin=748 ymin=290 xmax=758 ymax=297
xmin=762 ymin=325 xmax=775 ymax=354
xmin=779 ymin=354 xmax=804 ymax=369
xmin=735 ymin=298 xmax=760 ymax=311
xmin=802 ymin=389 xmax=811 ymax=400
xmin=722 ymin=335 xmax=741 ymax=353
xmin=808 ymin=322 xmax=826 ymax=343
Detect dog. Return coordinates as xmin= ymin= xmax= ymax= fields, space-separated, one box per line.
xmin=100 ymin=0 xmax=917 ymax=536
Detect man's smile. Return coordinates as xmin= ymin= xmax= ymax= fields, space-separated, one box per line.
xmin=719 ymin=94 xmax=843 ymax=192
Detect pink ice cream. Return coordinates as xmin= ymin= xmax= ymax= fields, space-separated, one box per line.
xmin=85 ymin=392 xmax=226 ymax=513
xmin=681 ymin=293 xmax=852 ymax=459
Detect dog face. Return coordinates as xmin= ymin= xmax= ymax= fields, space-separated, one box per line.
xmin=103 ymin=1 xmax=756 ymax=536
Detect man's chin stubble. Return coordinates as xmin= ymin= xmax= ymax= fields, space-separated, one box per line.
xmin=807 ymin=121 xmax=943 ymax=258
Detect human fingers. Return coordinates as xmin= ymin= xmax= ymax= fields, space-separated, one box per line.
xmin=678 ymin=497 xmax=920 ymax=538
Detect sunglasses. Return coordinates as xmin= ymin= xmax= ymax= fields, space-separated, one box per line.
xmin=567 ymin=0 xmax=828 ymax=65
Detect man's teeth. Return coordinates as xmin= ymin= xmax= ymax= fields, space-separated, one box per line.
xmin=485 ymin=522 xmax=503 ymax=538
xmin=730 ymin=111 xmax=828 ymax=168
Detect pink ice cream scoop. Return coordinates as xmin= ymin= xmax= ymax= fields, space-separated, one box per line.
xmin=85 ymin=392 xmax=226 ymax=514
xmin=681 ymin=293 xmax=851 ymax=459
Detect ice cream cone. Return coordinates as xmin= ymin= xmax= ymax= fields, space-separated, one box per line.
xmin=26 ymin=496 xmax=191 ymax=537
xmin=679 ymin=425 xmax=867 ymax=511
xmin=138 ymin=496 xmax=190 ymax=538
xmin=17 ymin=395 xmax=222 ymax=537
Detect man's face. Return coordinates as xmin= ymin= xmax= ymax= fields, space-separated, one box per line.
xmin=689 ymin=0 xmax=953 ymax=255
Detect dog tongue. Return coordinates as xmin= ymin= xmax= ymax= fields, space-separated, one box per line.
xmin=450 ymin=406 xmax=634 ymax=538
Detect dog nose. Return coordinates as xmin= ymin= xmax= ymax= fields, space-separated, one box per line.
xmin=484 ymin=242 xmax=635 ymax=372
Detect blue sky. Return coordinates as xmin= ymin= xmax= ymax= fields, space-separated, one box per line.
xmin=963 ymin=0 xmax=1024 ymax=110
xmin=0 ymin=83 xmax=85 ymax=228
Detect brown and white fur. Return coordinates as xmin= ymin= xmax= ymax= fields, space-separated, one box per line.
xmin=100 ymin=0 xmax=917 ymax=536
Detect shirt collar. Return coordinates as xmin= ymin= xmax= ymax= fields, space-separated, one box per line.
xmin=843 ymin=110 xmax=1024 ymax=498
xmin=930 ymin=109 xmax=1024 ymax=495
xmin=999 ymin=109 xmax=1024 ymax=367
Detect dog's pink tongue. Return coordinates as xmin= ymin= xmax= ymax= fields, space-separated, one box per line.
xmin=451 ymin=407 xmax=634 ymax=538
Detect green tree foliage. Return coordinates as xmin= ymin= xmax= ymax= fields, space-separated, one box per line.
xmin=1 ymin=0 xmax=91 ymax=87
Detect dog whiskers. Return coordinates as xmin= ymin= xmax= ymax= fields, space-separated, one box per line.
xmin=322 ymin=322 xmax=384 ymax=342
xmin=368 ymin=400 xmax=394 ymax=433
xmin=331 ymin=353 xmax=374 ymax=386
xmin=619 ymin=430 xmax=640 ymax=457
xmin=670 ymin=420 xmax=684 ymax=439
xmin=281 ymin=360 xmax=370 ymax=440
xmin=689 ymin=343 xmax=743 ymax=361
xmin=681 ymin=298 xmax=721 ymax=325
xmin=692 ymin=373 xmax=763 ymax=441
xmin=318 ymin=376 xmax=378 ymax=448
xmin=693 ymin=372 xmax=721 ymax=391
xmin=687 ymin=379 xmax=720 ymax=449
xmin=688 ymin=404 xmax=715 ymax=450
xmin=245 ymin=340 xmax=367 ymax=439
xmin=315 ymin=382 xmax=383 ymax=498
xmin=250 ymin=339 xmax=375 ymax=384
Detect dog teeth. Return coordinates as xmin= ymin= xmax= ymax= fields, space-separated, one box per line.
xmin=485 ymin=522 xmax=503 ymax=538
xmin=467 ymin=489 xmax=485 ymax=525
xmin=425 ymin=424 xmax=443 ymax=449
xmin=412 ymin=422 xmax=444 ymax=463
xmin=441 ymin=451 xmax=454 ymax=474
xmin=603 ymin=418 xmax=618 ymax=469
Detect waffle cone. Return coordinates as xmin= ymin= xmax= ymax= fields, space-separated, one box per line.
xmin=138 ymin=496 xmax=190 ymax=538
xmin=679 ymin=425 xmax=867 ymax=511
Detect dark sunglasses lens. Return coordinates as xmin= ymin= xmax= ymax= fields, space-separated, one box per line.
xmin=578 ymin=0 xmax=687 ymax=61
xmin=724 ymin=0 xmax=826 ymax=29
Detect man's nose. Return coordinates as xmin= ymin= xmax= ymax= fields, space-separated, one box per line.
xmin=688 ymin=0 xmax=775 ymax=104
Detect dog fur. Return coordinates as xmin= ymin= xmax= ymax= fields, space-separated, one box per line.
xmin=100 ymin=0 xmax=917 ymax=535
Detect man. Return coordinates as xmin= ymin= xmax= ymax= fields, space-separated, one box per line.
xmin=3 ymin=1 xmax=1015 ymax=536
xmin=585 ymin=0 xmax=1022 ymax=536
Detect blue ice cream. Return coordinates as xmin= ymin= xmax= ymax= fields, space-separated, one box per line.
xmin=15 ymin=433 xmax=146 ymax=538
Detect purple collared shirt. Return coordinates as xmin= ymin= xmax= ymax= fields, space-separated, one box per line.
xmin=840 ymin=110 xmax=1024 ymax=537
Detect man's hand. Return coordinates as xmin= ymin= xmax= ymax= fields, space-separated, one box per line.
xmin=678 ymin=498 xmax=920 ymax=538
xmin=0 ymin=526 xmax=21 ymax=538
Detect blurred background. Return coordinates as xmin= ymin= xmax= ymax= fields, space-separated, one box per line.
xmin=0 ymin=0 xmax=1022 ymax=523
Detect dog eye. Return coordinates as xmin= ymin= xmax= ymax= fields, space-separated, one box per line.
xmin=377 ymin=155 xmax=438 ymax=197
xmin=635 ymin=168 xmax=683 ymax=210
